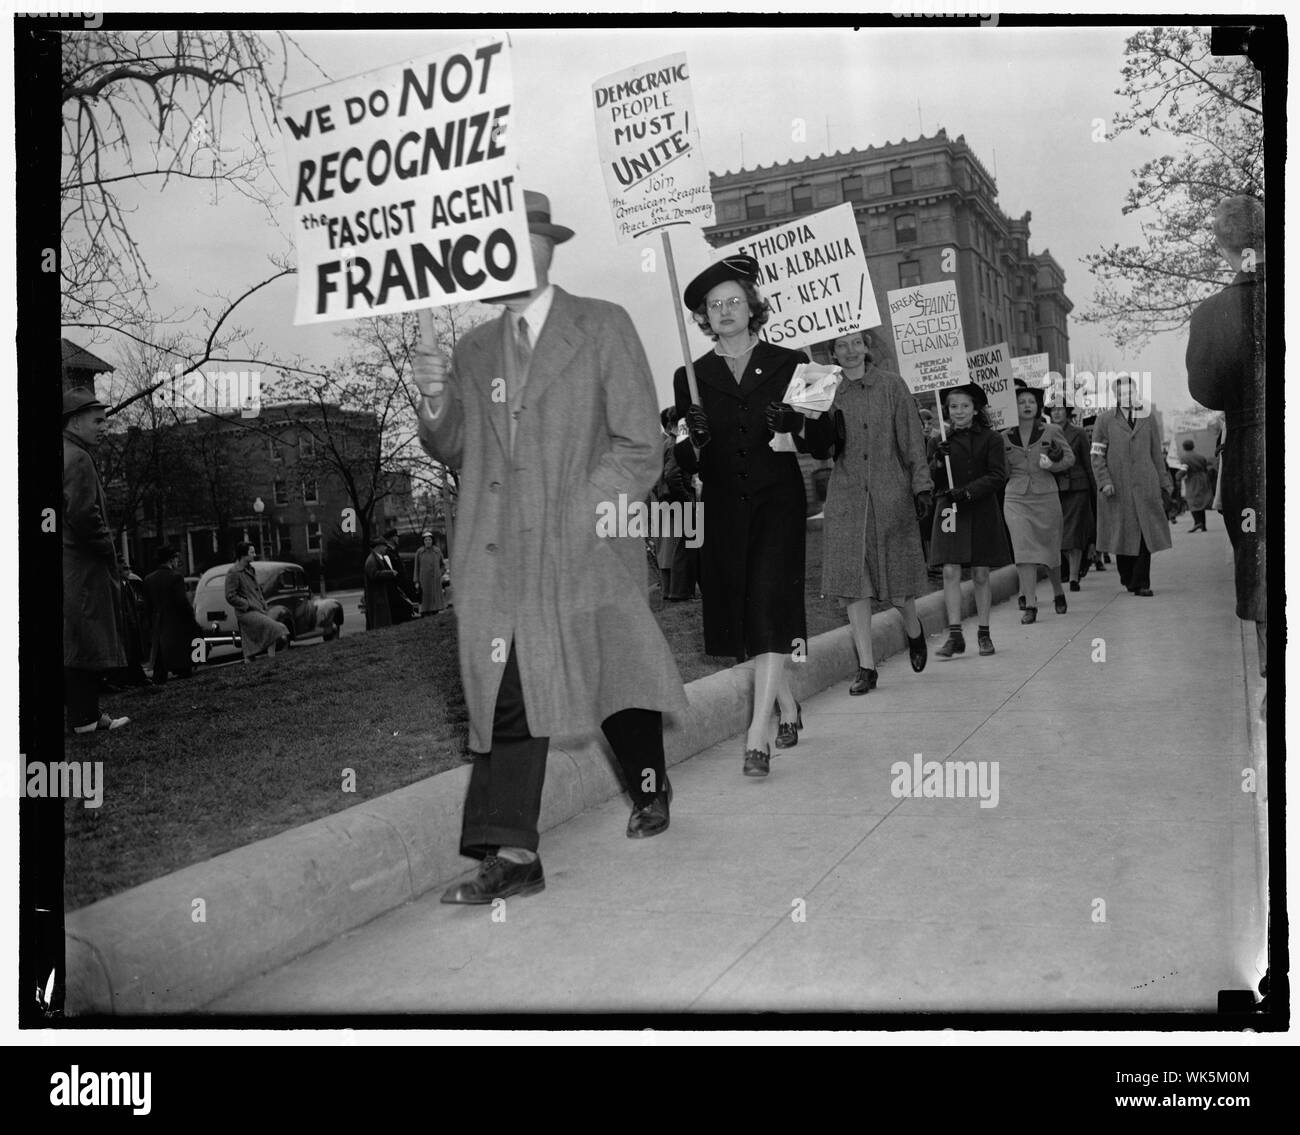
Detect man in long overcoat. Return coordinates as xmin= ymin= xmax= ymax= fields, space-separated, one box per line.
xmin=1186 ymin=194 xmax=1266 ymax=684
xmin=362 ymin=535 xmax=397 ymax=629
xmin=414 ymin=191 xmax=688 ymax=904
xmin=1090 ymin=377 xmax=1172 ymax=596
xmin=63 ymin=388 xmax=130 ymax=733
xmin=144 ymin=545 xmax=200 ymax=682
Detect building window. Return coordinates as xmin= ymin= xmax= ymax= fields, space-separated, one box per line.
xmin=267 ymin=437 xmax=282 ymax=462
xmin=890 ymin=167 xmax=913 ymax=195
xmin=276 ymin=522 xmax=292 ymax=556
xmin=306 ymin=522 xmax=322 ymax=553
xmin=841 ymin=175 xmax=864 ymax=203
xmin=997 ymin=321 xmax=1004 ymax=342
xmin=791 ymin=184 xmax=813 ymax=212
xmin=302 ymin=479 xmax=319 ymax=504
xmin=299 ymin=433 xmax=315 ymax=459
xmin=745 ymin=193 xmax=766 ymax=220
xmin=1018 ymin=310 xmax=1029 ymax=333
xmin=898 ymin=260 xmax=922 ymax=288
xmin=894 ymin=213 xmax=917 ymax=245
xmin=1036 ymin=336 xmax=1044 ymax=354
xmin=273 ymin=479 xmax=288 ymax=506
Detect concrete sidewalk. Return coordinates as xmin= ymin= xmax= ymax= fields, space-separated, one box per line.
xmin=208 ymin=514 xmax=1263 ymax=1014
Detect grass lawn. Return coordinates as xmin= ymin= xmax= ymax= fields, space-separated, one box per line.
xmin=66 ymin=527 xmax=927 ymax=909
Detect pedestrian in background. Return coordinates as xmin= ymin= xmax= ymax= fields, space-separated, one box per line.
xmin=383 ymin=528 xmax=418 ymax=623
xmin=1048 ymin=402 xmax=1095 ymax=591
xmin=62 ymin=388 xmax=129 ymax=734
xmin=673 ymin=254 xmax=810 ymax=776
xmin=1004 ymin=380 xmax=1074 ymax=622
xmin=1179 ymin=440 xmax=1212 ymax=531
xmin=363 ymin=534 xmax=397 ymax=629
xmin=225 ymin=542 xmax=289 ymax=659
xmin=655 ymin=407 xmax=698 ymax=601
xmin=805 ymin=329 xmax=932 ymax=695
xmin=1091 ymin=377 xmax=1172 ymax=597
xmin=144 ymin=545 xmax=200 ymax=683
xmin=928 ymin=384 xmax=1011 ymax=657
xmin=414 ymin=531 xmax=446 ymax=614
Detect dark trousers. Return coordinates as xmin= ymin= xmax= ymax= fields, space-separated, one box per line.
xmin=1191 ymin=509 xmax=1206 ymax=528
xmin=1116 ymin=536 xmax=1151 ymax=591
xmin=64 ymin=668 xmax=101 ymax=729
xmin=460 ymin=642 xmax=667 ymax=859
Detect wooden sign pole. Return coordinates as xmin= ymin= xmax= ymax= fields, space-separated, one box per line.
xmin=659 ymin=228 xmax=700 ymax=406
xmin=935 ymin=388 xmax=956 ymax=517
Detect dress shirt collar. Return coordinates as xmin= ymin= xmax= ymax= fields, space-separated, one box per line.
xmin=515 ymin=284 xmax=555 ymax=346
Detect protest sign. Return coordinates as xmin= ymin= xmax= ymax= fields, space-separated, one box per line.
xmin=592 ymin=53 xmax=715 ymax=243
xmin=965 ymin=342 xmax=1016 ymax=430
xmin=885 ymin=280 xmax=968 ymax=394
xmin=712 ymin=204 xmax=877 ymax=352
xmin=1011 ymin=351 xmax=1051 ymax=396
xmin=280 ymin=37 xmax=534 ymax=324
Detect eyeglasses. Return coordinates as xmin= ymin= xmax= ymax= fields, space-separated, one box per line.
xmin=707 ymin=296 xmax=747 ymax=313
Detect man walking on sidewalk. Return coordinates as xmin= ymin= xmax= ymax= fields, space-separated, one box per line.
xmin=413 ymin=191 xmax=688 ymax=905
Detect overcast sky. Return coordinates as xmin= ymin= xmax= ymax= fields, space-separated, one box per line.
xmin=86 ymin=22 xmax=1237 ymax=415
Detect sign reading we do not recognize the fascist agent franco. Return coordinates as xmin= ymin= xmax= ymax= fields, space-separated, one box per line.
xmin=886 ymin=280 xmax=969 ymax=394
xmin=713 ymin=203 xmax=878 ymax=352
xmin=281 ymin=37 xmax=534 ymax=323
xmin=592 ymin=52 xmax=715 ymax=242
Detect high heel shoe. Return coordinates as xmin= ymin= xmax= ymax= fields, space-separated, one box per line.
xmin=849 ymin=668 xmax=878 ymax=695
xmin=774 ymin=700 xmax=802 ymax=749
xmin=1021 ymin=607 xmax=1038 ymax=624
xmin=743 ymin=744 xmax=771 ymax=777
xmin=772 ymin=698 xmax=803 ymax=730
xmin=1054 ymin=594 xmax=1068 ymax=614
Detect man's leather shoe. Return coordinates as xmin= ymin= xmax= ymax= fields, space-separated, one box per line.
xmin=935 ymin=633 xmax=965 ymax=658
xmin=849 ymin=667 xmax=878 ymax=695
xmin=743 ymin=745 xmax=770 ymax=777
xmin=440 ymin=854 xmax=545 ymax=904
xmin=1133 ymin=588 xmax=1153 ymax=597
xmin=977 ymin=631 xmax=995 ymax=656
xmin=628 ymin=777 xmax=672 ymax=838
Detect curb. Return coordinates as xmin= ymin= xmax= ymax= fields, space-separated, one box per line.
xmin=66 ymin=566 xmax=1019 ymax=1015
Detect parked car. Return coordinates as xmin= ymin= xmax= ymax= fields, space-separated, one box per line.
xmin=193 ymin=560 xmax=343 ymax=654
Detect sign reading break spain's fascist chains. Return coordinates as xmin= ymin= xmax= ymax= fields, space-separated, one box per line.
xmin=712 ymin=204 xmax=877 ymax=352
xmin=592 ymin=52 xmax=715 ymax=243
xmin=886 ymin=280 xmax=969 ymax=393
xmin=281 ymin=37 xmax=534 ymax=323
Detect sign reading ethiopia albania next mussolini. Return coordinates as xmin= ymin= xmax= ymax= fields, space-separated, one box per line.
xmin=712 ymin=204 xmax=878 ymax=351
xmin=592 ymin=52 xmax=715 ymax=243
xmin=281 ymin=37 xmax=535 ymax=323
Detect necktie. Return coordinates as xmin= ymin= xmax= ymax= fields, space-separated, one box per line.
xmin=515 ymin=315 xmax=532 ymax=376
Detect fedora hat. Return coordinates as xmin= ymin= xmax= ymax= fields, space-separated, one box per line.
xmin=62 ymin=387 xmax=108 ymax=419
xmin=524 ymin=190 xmax=574 ymax=244
xmin=939 ymin=382 xmax=989 ymax=410
xmin=683 ymin=254 xmax=762 ymax=311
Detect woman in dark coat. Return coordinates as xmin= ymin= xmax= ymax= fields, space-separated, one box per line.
xmin=1048 ymin=403 xmax=1096 ymax=590
xmin=804 ymin=329 xmax=932 ymax=694
xmin=363 ymin=535 xmax=397 ymax=629
xmin=674 ymin=254 xmax=810 ymax=777
xmin=144 ymin=545 xmax=201 ymax=682
xmin=1178 ymin=441 xmax=1213 ymax=530
xmin=928 ymin=384 xmax=1011 ymax=657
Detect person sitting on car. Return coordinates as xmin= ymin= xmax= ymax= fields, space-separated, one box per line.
xmin=224 ymin=541 xmax=289 ymax=661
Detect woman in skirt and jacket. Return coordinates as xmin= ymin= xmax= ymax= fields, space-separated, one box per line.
xmin=804 ymin=329 xmax=932 ymax=694
xmin=673 ymin=255 xmax=811 ymax=778
xmin=1048 ymin=402 xmax=1096 ymax=591
xmin=1004 ymin=380 xmax=1075 ymax=623
xmin=928 ymin=384 xmax=1011 ymax=657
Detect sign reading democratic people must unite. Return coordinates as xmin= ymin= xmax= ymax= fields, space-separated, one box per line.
xmin=1011 ymin=352 xmax=1050 ymax=393
xmin=281 ymin=37 xmax=534 ymax=323
xmin=712 ymin=204 xmax=878 ymax=352
xmin=966 ymin=342 xmax=1016 ymax=430
xmin=592 ymin=52 xmax=715 ymax=243
xmin=886 ymin=280 xmax=969 ymax=393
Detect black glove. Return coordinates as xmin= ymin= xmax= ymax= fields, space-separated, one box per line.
xmin=1045 ymin=441 xmax=1064 ymax=461
xmin=914 ymin=490 xmax=932 ymax=520
xmin=933 ymin=437 xmax=952 ymax=458
xmin=685 ymin=404 xmax=710 ymax=448
xmin=765 ymin=401 xmax=802 ymax=434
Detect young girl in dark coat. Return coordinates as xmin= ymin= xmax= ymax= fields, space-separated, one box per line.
xmin=928 ymin=384 xmax=1012 ymax=657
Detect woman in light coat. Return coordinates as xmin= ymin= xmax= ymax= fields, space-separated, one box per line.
xmin=224 ymin=542 xmax=289 ymax=659
xmin=1004 ymin=381 xmax=1074 ymax=622
xmin=414 ymin=531 xmax=446 ymax=613
xmin=804 ymin=329 xmax=932 ymax=693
